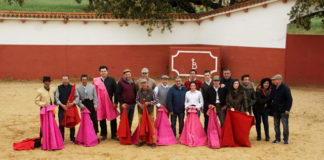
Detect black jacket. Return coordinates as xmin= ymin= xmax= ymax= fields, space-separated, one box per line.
xmin=102 ymin=76 xmax=117 ymax=103
xmin=254 ymin=86 xmax=272 ymax=113
xmin=271 ymin=83 xmax=293 ymax=113
xmin=205 ymin=86 xmax=226 ymax=113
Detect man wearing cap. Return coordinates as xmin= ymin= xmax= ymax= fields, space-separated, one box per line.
xmin=167 ymin=76 xmax=187 ymax=137
xmin=136 ymin=67 xmax=156 ymax=91
xmin=116 ymin=69 xmax=136 ymax=129
xmin=35 ymin=76 xmax=57 ymax=138
xmin=271 ymin=74 xmax=293 ymax=145
xmin=154 ymin=75 xmax=170 ymax=114
xmin=136 ymin=79 xmax=158 ymax=148
xmin=205 ymin=75 xmax=227 ymax=128
xmin=76 ymin=74 xmax=98 ymax=134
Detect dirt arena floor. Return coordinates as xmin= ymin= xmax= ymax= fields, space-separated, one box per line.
xmin=0 ymin=79 xmax=323 ymax=160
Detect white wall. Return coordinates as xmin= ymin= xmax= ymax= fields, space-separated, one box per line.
xmin=0 ymin=0 xmax=295 ymax=48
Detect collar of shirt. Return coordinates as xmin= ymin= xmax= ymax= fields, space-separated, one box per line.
xmin=161 ymin=84 xmax=169 ymax=88
xmin=213 ymin=86 xmax=220 ymax=91
xmin=205 ymin=80 xmax=212 ymax=86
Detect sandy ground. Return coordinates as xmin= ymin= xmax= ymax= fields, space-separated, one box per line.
xmin=0 ymin=80 xmax=324 ymax=160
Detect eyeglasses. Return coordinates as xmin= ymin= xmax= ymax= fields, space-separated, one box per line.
xmin=142 ymin=72 xmax=148 ymax=74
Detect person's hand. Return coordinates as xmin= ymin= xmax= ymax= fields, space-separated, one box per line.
xmin=220 ymin=84 xmax=225 ymax=88
xmin=230 ymin=108 xmax=235 ymax=111
xmin=169 ymin=112 xmax=173 ymax=115
xmin=122 ymin=103 xmax=127 ymax=109
xmin=95 ymin=107 xmax=98 ymax=112
xmin=145 ymin=102 xmax=150 ymax=106
xmin=221 ymin=106 xmax=227 ymax=110
xmin=67 ymin=103 xmax=74 ymax=108
xmin=209 ymin=105 xmax=215 ymax=109
xmin=139 ymin=104 xmax=144 ymax=110
xmin=62 ymin=104 xmax=68 ymax=110
xmin=114 ymin=103 xmax=118 ymax=109
xmin=285 ymin=111 xmax=290 ymax=115
xmin=81 ymin=106 xmax=85 ymax=110
xmin=246 ymin=112 xmax=250 ymax=115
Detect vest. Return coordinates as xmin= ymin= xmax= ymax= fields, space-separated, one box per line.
xmin=137 ymin=89 xmax=154 ymax=114
xmin=157 ymin=84 xmax=170 ymax=107
xmin=58 ymin=84 xmax=72 ymax=105
xmin=120 ymin=78 xmax=136 ymax=104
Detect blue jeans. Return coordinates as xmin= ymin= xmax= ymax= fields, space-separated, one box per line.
xmin=119 ymin=105 xmax=135 ymax=130
xmin=254 ymin=108 xmax=269 ymax=139
xmin=273 ymin=112 xmax=289 ymax=142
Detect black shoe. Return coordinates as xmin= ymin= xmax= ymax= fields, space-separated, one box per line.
xmin=71 ymin=137 xmax=75 ymax=143
xmin=101 ymin=136 xmax=107 ymax=141
xmin=136 ymin=142 xmax=144 ymax=147
xmin=111 ymin=136 xmax=119 ymax=141
xmin=265 ymin=137 xmax=270 ymax=141
xmin=272 ymin=140 xmax=280 ymax=144
xmin=257 ymin=137 xmax=261 ymax=141
xmin=151 ymin=143 xmax=156 ymax=148
xmin=284 ymin=141 xmax=288 ymax=145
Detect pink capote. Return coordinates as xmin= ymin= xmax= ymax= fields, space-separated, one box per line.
xmin=40 ymin=105 xmax=64 ymax=151
xmin=154 ymin=107 xmax=177 ymax=146
xmin=206 ymin=107 xmax=222 ymax=149
xmin=75 ymin=108 xmax=99 ymax=147
xmin=93 ymin=77 xmax=119 ymax=121
xmin=180 ymin=108 xmax=207 ymax=147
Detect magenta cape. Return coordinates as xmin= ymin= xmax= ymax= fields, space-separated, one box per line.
xmin=220 ymin=110 xmax=255 ymax=147
xmin=154 ymin=107 xmax=177 ymax=146
xmin=40 ymin=105 xmax=64 ymax=151
xmin=93 ymin=77 xmax=119 ymax=121
xmin=75 ymin=108 xmax=99 ymax=147
xmin=180 ymin=109 xmax=207 ymax=147
xmin=206 ymin=108 xmax=222 ymax=149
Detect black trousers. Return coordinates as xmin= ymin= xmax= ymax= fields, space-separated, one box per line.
xmin=58 ymin=107 xmax=75 ymax=141
xmin=171 ymin=112 xmax=184 ymax=137
xmin=100 ymin=119 xmax=117 ymax=138
xmin=83 ymin=99 xmax=99 ymax=133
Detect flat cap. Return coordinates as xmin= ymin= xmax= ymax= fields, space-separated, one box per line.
xmin=161 ymin=75 xmax=169 ymax=79
xmin=123 ymin=69 xmax=131 ymax=74
xmin=271 ymin=74 xmax=282 ymax=80
xmin=141 ymin=67 xmax=149 ymax=73
xmin=212 ymin=75 xmax=220 ymax=81
xmin=139 ymin=78 xmax=148 ymax=83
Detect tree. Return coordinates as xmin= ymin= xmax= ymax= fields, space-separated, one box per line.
xmin=289 ymin=0 xmax=324 ymax=30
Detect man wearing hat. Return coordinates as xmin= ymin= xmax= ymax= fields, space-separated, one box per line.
xmin=136 ymin=67 xmax=156 ymax=91
xmin=154 ymin=75 xmax=170 ymax=114
xmin=136 ymin=78 xmax=158 ymax=148
xmin=35 ymin=76 xmax=57 ymax=137
xmin=271 ymin=74 xmax=293 ymax=145
xmin=116 ymin=69 xmax=136 ymax=130
xmin=205 ymin=75 xmax=227 ymax=128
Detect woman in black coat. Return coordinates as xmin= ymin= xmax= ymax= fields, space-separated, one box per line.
xmin=253 ymin=78 xmax=272 ymax=141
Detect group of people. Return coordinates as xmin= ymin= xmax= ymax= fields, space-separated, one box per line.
xmin=34 ymin=65 xmax=293 ymax=150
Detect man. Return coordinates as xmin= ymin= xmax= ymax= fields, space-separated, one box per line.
xmin=220 ymin=67 xmax=234 ymax=91
xmin=116 ymin=69 xmax=136 ymax=130
xmin=240 ymin=74 xmax=256 ymax=115
xmin=55 ymin=74 xmax=79 ymax=142
xmin=136 ymin=79 xmax=158 ymax=148
xmin=200 ymin=70 xmax=213 ymax=133
xmin=205 ymin=76 xmax=227 ymax=128
xmin=184 ymin=69 xmax=202 ymax=90
xmin=76 ymin=74 xmax=98 ymax=134
xmin=136 ymin=67 xmax=156 ymax=90
xmin=154 ymin=75 xmax=170 ymax=114
xmin=167 ymin=76 xmax=187 ymax=137
xmin=96 ymin=65 xmax=118 ymax=140
xmin=35 ymin=76 xmax=56 ymax=138
xmin=271 ymin=74 xmax=293 ymax=145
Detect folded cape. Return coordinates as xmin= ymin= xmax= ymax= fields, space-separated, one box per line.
xmin=61 ymin=84 xmax=80 ymax=128
xmin=154 ymin=107 xmax=177 ymax=146
xmin=75 ymin=108 xmax=99 ymax=147
xmin=117 ymin=108 xmax=132 ymax=145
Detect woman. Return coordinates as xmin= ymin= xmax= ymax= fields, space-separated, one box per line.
xmin=226 ymin=79 xmax=249 ymax=115
xmin=253 ymin=78 xmax=272 ymax=141
xmin=184 ymin=82 xmax=204 ymax=117
xmin=180 ymin=82 xmax=207 ymax=147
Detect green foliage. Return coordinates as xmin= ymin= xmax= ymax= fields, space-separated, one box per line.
xmin=289 ymin=0 xmax=324 ymax=31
